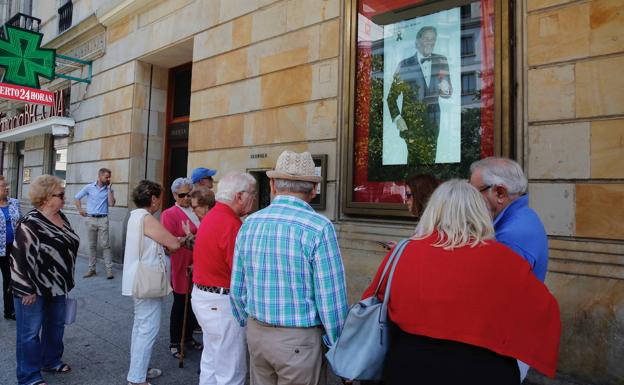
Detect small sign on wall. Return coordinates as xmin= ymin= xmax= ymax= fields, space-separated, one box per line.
xmin=23 ymin=168 xmax=31 ymax=183
xmin=310 ymin=154 xmax=327 ymax=210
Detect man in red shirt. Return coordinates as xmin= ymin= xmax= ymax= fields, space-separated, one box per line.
xmin=191 ymin=171 xmax=256 ymax=385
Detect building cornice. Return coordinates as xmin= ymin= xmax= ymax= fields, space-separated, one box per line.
xmin=43 ymin=14 xmax=105 ymax=55
xmin=96 ymin=0 xmax=154 ymax=27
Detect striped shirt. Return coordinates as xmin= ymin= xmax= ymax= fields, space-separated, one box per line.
xmin=230 ymin=195 xmax=348 ymax=345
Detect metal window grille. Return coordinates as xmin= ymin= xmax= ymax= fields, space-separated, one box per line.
xmin=58 ymin=1 xmax=72 ymax=33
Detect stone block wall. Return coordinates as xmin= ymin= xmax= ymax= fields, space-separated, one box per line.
xmin=188 ymin=0 xmax=341 ymax=219
xmin=525 ymin=0 xmax=624 ymax=383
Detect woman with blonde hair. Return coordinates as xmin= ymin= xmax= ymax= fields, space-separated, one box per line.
xmin=362 ymin=179 xmax=561 ymax=385
xmin=11 ymin=175 xmax=79 ymax=385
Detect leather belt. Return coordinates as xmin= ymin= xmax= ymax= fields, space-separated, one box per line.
xmin=250 ymin=317 xmax=321 ymax=329
xmin=88 ymin=214 xmax=107 ymax=218
xmin=195 ymin=283 xmax=229 ymax=295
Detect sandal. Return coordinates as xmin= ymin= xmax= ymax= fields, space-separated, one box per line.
xmin=188 ymin=339 xmax=203 ymax=350
xmin=42 ymin=363 xmax=71 ymax=373
xmin=169 ymin=343 xmax=181 ymax=359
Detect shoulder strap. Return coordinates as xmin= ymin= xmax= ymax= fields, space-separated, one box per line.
xmin=137 ymin=212 xmax=149 ymax=262
xmin=379 ymin=239 xmax=410 ymax=323
xmin=373 ymin=239 xmax=410 ymax=296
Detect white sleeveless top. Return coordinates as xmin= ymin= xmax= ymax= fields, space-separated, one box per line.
xmin=121 ymin=208 xmax=169 ymax=296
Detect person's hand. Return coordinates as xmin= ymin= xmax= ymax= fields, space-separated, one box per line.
xmin=181 ymin=220 xmax=191 ymax=236
xmin=396 ymin=116 xmax=408 ymax=132
xmin=22 ymin=294 xmax=36 ymax=306
xmin=79 ymin=209 xmax=87 ymax=217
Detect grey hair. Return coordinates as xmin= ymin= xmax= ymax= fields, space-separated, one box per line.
xmin=470 ymin=157 xmax=527 ymax=195
xmin=273 ymin=179 xmax=316 ymax=194
xmin=171 ymin=177 xmax=193 ymax=194
xmin=413 ymin=179 xmax=495 ymax=249
xmin=215 ymin=172 xmax=256 ymax=202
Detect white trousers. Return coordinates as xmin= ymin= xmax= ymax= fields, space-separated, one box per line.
xmin=191 ymin=287 xmax=247 ymax=385
xmin=127 ymin=297 xmax=162 ymax=383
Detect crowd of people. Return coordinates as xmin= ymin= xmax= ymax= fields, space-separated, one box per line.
xmin=0 ymin=151 xmax=561 ymax=385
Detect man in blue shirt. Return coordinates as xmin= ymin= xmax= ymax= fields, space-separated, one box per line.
xmin=470 ymin=157 xmax=549 ymax=382
xmin=74 ymin=168 xmax=116 ymax=279
xmin=470 ymin=157 xmax=548 ymax=281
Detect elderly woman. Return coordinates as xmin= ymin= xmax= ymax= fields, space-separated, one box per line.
xmin=363 ymin=180 xmax=561 ymax=385
xmin=122 ymin=180 xmax=180 ymax=385
xmin=11 ymin=175 xmax=79 ymax=385
xmin=160 ymin=178 xmax=202 ymax=358
xmin=0 ymin=175 xmax=20 ymax=320
xmin=179 ymin=187 xmax=216 ymax=250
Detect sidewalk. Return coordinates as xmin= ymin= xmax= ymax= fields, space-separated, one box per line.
xmin=0 ymin=257 xmax=343 ymax=385
xmin=0 ymin=257 xmax=201 ymax=385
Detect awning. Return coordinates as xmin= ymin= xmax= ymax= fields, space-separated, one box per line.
xmin=0 ymin=116 xmax=75 ymax=142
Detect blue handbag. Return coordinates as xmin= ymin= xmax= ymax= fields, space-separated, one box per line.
xmin=326 ymin=239 xmax=410 ymax=381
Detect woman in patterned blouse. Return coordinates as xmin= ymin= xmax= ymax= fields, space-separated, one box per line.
xmin=11 ymin=175 xmax=79 ymax=385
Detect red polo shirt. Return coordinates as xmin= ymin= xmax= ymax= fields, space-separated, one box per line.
xmin=193 ymin=202 xmax=242 ymax=288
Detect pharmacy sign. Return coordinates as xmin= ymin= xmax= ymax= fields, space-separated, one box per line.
xmin=0 ymin=25 xmax=55 ymax=105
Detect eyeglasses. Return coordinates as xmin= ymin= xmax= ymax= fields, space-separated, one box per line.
xmin=405 ymin=192 xmax=413 ymax=198
xmin=478 ymin=185 xmax=493 ymax=193
xmin=177 ymin=192 xmax=190 ymax=198
xmin=51 ymin=192 xmax=65 ymax=199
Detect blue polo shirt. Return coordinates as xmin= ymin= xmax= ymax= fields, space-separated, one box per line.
xmin=493 ymin=194 xmax=549 ymax=282
xmin=75 ymin=182 xmax=111 ymax=215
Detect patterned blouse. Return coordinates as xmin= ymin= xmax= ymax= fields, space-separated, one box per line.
xmin=0 ymin=197 xmax=21 ymax=256
xmin=11 ymin=209 xmax=80 ymax=297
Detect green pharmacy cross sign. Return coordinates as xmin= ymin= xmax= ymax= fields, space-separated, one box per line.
xmin=0 ymin=25 xmax=55 ymax=89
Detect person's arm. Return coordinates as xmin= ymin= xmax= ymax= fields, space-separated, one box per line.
xmin=10 ymin=220 xmax=38 ymax=304
xmin=229 ymin=230 xmax=248 ymax=326
xmin=144 ymin=214 xmax=180 ymax=252
xmin=74 ymin=185 xmax=88 ymax=217
xmin=108 ymin=184 xmax=116 ymax=207
xmin=387 ymin=66 xmax=403 ymax=121
xmin=312 ymin=223 xmax=349 ymax=346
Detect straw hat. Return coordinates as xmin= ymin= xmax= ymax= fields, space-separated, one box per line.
xmin=266 ymin=151 xmax=321 ymax=183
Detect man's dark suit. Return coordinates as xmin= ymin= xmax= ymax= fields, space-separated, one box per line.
xmin=386 ymin=53 xmax=451 ymax=165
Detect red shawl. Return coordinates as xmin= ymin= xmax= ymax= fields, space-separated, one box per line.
xmin=363 ymin=235 xmax=561 ymax=377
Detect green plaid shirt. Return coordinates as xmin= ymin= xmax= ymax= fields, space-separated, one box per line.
xmin=230 ymin=195 xmax=348 ymax=345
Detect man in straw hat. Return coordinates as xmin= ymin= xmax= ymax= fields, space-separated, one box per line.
xmin=230 ymin=150 xmax=348 ymax=385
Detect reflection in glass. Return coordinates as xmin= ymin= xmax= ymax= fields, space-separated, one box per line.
xmin=352 ymin=0 xmax=495 ymax=204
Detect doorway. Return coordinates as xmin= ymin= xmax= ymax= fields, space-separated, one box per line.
xmin=163 ymin=63 xmax=192 ymax=207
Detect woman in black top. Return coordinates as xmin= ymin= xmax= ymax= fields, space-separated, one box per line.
xmin=11 ymin=175 xmax=79 ymax=385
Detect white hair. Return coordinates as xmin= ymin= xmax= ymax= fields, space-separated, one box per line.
xmin=215 ymin=172 xmax=256 ymax=202
xmin=171 ymin=177 xmax=193 ymax=194
xmin=413 ymin=179 xmax=495 ymax=249
xmin=273 ymin=179 xmax=315 ymax=194
xmin=470 ymin=157 xmax=527 ymax=195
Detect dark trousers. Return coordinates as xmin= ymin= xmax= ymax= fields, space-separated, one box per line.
xmin=383 ymin=326 xmax=519 ymax=385
xmin=0 ymin=244 xmax=14 ymax=317
xmin=170 ymin=291 xmax=198 ymax=344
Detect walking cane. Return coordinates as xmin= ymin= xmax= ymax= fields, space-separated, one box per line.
xmin=179 ymin=266 xmax=193 ymax=368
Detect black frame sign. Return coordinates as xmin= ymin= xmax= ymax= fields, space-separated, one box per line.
xmin=310 ymin=154 xmax=327 ymax=210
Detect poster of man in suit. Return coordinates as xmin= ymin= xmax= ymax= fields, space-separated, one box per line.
xmin=382 ymin=9 xmax=461 ymax=166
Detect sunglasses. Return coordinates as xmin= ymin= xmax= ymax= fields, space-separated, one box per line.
xmin=405 ymin=192 xmax=413 ymax=198
xmin=51 ymin=192 xmax=65 ymax=199
xmin=177 ymin=192 xmax=190 ymax=198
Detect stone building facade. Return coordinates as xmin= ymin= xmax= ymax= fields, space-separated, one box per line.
xmin=0 ymin=0 xmax=621 ymax=384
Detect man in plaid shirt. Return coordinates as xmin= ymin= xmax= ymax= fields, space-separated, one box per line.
xmin=230 ymin=151 xmax=348 ymax=385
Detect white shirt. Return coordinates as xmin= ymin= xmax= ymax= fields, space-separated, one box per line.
xmin=416 ymin=51 xmax=432 ymax=88
xmin=121 ymin=209 xmax=170 ymax=296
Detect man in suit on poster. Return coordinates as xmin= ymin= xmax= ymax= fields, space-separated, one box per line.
xmin=387 ymin=25 xmax=452 ymax=165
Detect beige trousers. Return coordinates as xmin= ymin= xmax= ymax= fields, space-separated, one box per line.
xmin=247 ymin=318 xmax=327 ymax=385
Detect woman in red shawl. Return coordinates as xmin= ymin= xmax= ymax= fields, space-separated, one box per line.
xmin=161 ymin=178 xmax=202 ymax=358
xmin=363 ymin=179 xmax=560 ymax=385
